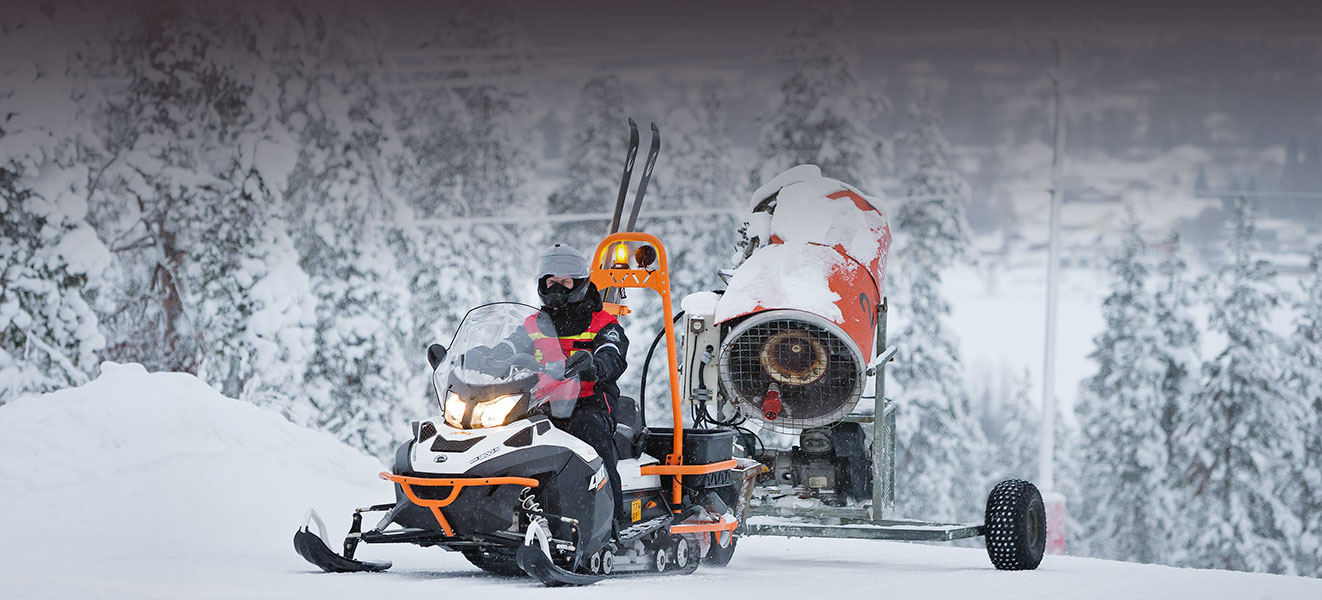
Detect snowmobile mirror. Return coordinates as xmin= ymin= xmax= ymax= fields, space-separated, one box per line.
xmin=427 ymin=344 xmax=448 ymax=370
xmin=563 ymin=349 xmax=594 ymax=378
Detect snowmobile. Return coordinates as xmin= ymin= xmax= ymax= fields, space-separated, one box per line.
xmin=294 ymin=232 xmax=751 ymax=586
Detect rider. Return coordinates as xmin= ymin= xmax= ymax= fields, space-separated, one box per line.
xmin=492 ymin=243 xmax=629 ymax=521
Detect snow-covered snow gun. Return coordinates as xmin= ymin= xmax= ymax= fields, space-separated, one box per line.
xmin=692 ymin=164 xmax=892 ymax=433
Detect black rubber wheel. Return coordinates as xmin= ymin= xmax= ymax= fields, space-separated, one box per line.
xmin=703 ymin=535 xmax=738 ymax=567
xmin=462 ymin=547 xmax=526 ymax=577
xmin=983 ymin=479 xmax=1046 ymax=571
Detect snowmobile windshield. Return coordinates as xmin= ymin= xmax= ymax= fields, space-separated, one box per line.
xmin=431 ymin=302 xmax=579 ymax=423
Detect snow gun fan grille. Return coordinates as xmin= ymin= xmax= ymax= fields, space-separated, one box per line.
xmin=718 ymin=310 xmax=865 ymax=431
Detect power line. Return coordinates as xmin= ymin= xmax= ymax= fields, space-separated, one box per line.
xmin=1194 ymin=190 xmax=1322 ymax=200
xmin=412 ymin=206 xmax=743 ymax=227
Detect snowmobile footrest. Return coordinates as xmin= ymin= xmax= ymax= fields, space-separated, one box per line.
xmin=617 ymin=515 xmax=671 ymax=543
xmin=294 ymin=527 xmax=392 ymax=573
xmin=516 ymin=544 xmax=603 ymax=587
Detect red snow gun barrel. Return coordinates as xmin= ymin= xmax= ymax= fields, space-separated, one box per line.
xmin=710 ymin=165 xmax=891 ymax=431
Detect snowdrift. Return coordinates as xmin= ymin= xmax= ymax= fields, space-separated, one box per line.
xmin=0 ymin=362 xmax=387 ymax=561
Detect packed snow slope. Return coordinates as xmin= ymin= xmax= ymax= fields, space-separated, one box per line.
xmin=1 ymin=364 xmax=1319 ymax=600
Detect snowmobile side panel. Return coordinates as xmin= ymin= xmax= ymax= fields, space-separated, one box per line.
xmin=293 ymin=527 xmax=392 ymax=573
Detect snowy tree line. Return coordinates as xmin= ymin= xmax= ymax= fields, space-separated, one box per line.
xmin=1 ymin=1 xmax=745 ymax=459
xmin=1069 ymin=198 xmax=1322 ymax=577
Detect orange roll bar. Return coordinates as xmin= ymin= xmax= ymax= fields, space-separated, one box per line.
xmin=589 ymin=232 xmax=688 ymax=504
xmin=380 ymin=472 xmax=538 ymax=536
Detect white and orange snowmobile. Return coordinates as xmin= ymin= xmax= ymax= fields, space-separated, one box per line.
xmin=294 ymin=123 xmax=756 ymax=586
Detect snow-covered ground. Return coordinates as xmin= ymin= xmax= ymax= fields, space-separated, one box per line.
xmin=2 ymin=364 xmax=1319 ymax=599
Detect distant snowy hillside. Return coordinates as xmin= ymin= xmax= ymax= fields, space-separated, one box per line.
xmin=1 ymin=364 xmax=1319 ymax=599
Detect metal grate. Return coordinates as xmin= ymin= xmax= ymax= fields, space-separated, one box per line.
xmin=719 ymin=313 xmax=862 ymax=430
xmin=431 ymin=435 xmax=484 ymax=453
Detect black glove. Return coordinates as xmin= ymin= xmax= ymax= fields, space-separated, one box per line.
xmin=578 ymin=358 xmax=599 ymax=383
xmin=566 ymin=350 xmax=598 ymax=382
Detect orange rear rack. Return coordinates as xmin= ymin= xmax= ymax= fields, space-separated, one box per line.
xmin=380 ymin=472 xmax=538 ymax=536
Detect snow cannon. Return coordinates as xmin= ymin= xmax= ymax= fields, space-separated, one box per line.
xmin=681 ymin=164 xmax=891 ymax=501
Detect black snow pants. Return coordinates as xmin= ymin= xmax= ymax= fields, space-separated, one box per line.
xmin=554 ymin=405 xmax=624 ymax=522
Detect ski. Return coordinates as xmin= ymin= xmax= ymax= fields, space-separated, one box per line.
xmin=624 ymin=122 xmax=661 ymax=232
xmin=517 ymin=543 xmax=605 ymax=587
xmin=608 ymin=118 xmax=640 ymax=236
xmin=293 ymin=527 xmax=392 ymax=573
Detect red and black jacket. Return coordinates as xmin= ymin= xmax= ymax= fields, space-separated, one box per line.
xmin=500 ymin=284 xmax=629 ymax=414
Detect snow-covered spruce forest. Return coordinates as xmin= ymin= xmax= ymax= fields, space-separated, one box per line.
xmin=3 ymin=0 xmax=1321 ymax=579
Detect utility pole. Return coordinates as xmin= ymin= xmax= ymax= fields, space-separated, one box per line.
xmin=1029 ymin=35 xmax=1068 ymax=555
xmin=1039 ymin=38 xmax=1064 ymax=496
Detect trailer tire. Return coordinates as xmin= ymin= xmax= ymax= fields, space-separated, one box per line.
xmin=983 ymin=479 xmax=1046 ymax=571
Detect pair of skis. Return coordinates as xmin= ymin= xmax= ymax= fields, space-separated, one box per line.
xmin=604 ymin=119 xmax=660 ymax=305
xmin=610 ymin=118 xmax=661 ymax=236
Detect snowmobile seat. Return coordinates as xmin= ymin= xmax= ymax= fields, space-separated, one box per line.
xmin=612 ymin=395 xmax=646 ymax=459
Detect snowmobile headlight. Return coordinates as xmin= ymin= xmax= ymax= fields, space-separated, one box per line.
xmin=444 ymin=391 xmax=466 ymax=428
xmin=475 ymin=393 xmax=523 ymax=428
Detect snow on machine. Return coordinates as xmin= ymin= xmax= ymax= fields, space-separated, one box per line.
xmin=294 ymin=121 xmax=755 ymax=586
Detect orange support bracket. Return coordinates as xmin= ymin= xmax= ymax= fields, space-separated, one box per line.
xmin=589 ymin=232 xmax=688 ymax=505
xmin=380 ymin=472 xmax=538 ymax=536
xmin=670 ymin=518 xmax=739 ymax=536
xmin=639 ymin=459 xmax=739 ymax=477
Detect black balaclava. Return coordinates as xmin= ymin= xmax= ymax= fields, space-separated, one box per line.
xmin=540 ymin=278 xmax=600 ymax=336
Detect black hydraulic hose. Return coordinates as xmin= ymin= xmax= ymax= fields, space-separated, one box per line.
xmin=639 ymin=310 xmax=684 ymax=428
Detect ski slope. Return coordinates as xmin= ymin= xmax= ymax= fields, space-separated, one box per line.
xmin=1 ymin=364 xmax=1318 ymax=600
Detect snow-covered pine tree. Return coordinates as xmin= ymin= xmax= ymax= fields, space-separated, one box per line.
xmin=1176 ymin=197 xmax=1306 ymax=574
xmin=549 ymin=75 xmax=628 ymax=252
xmin=398 ymin=1 xmax=542 ymax=366
xmin=94 ymin=2 xmax=313 ymax=400
xmin=1075 ymin=213 xmax=1171 ymax=564
xmin=891 ymin=96 xmax=985 ymax=521
xmin=0 ymin=4 xmax=111 ymax=403
xmin=1287 ymin=245 xmax=1322 ymax=576
xmin=981 ymin=367 xmax=1040 ymax=485
xmin=754 ymin=9 xmax=886 ymax=193
xmin=1152 ymin=230 xmax=1201 ymax=521
xmin=268 ymin=4 xmax=418 ymax=454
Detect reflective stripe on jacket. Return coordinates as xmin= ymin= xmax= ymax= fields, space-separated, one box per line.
xmin=523 ymin=310 xmax=619 ymax=399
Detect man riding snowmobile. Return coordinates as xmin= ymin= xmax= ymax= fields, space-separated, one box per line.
xmin=481 ymin=243 xmax=630 ymax=521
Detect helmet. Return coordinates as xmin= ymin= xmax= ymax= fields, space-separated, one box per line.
xmin=537 ymin=243 xmax=591 ymax=309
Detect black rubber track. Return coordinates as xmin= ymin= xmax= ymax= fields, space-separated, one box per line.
xmin=462 ymin=547 xmax=526 ymax=577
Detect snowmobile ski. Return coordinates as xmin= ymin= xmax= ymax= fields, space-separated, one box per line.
xmin=624 ymin=122 xmax=661 ymax=232
xmin=516 ymin=543 xmax=605 ymax=586
xmin=294 ymin=527 xmax=392 ymax=573
xmin=293 ymin=509 xmax=392 ymax=573
xmin=609 ymin=118 xmax=640 ymax=236
xmin=517 ymin=522 xmax=604 ymax=586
